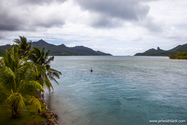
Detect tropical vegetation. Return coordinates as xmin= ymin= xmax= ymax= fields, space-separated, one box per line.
xmin=14 ymin=36 xmax=32 ymax=58
xmin=28 ymin=47 xmax=62 ymax=91
xmin=169 ymin=51 xmax=187 ymax=59
xmin=0 ymin=36 xmax=61 ymax=123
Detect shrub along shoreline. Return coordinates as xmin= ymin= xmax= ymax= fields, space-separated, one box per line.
xmin=0 ymin=36 xmax=61 ymax=125
xmin=169 ymin=51 xmax=187 ymax=59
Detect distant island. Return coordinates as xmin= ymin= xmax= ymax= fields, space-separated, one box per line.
xmin=134 ymin=43 xmax=187 ymax=56
xmin=0 ymin=39 xmax=112 ymax=56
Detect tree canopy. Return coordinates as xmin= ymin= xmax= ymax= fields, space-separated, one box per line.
xmin=0 ymin=36 xmax=61 ymax=118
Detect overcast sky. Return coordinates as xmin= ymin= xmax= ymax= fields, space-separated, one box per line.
xmin=0 ymin=0 xmax=187 ymax=55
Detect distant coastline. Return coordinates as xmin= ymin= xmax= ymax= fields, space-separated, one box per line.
xmin=134 ymin=43 xmax=187 ymax=57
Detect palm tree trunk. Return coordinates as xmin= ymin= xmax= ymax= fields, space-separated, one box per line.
xmin=36 ymin=75 xmax=44 ymax=99
xmin=12 ymin=103 xmax=20 ymax=118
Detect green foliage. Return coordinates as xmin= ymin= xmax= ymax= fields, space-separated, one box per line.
xmin=169 ymin=51 xmax=187 ymax=59
xmin=29 ymin=47 xmax=62 ymax=90
xmin=0 ymin=104 xmax=44 ymax=125
xmin=26 ymin=95 xmax=42 ymax=111
xmin=14 ymin=36 xmax=32 ymax=58
xmin=7 ymin=92 xmax=26 ymax=110
xmin=0 ymin=36 xmax=61 ymax=121
xmin=0 ymin=46 xmax=44 ymax=118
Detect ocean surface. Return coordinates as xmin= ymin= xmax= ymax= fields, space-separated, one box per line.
xmin=45 ymin=56 xmax=187 ymax=125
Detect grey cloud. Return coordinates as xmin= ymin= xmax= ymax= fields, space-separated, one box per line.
xmin=0 ymin=34 xmax=4 ymax=39
xmin=140 ymin=17 xmax=163 ymax=32
xmin=75 ymin=0 xmax=152 ymax=28
xmin=145 ymin=22 xmax=162 ymax=32
xmin=76 ymin=0 xmax=150 ymax=20
xmin=33 ymin=19 xmax=65 ymax=28
xmin=91 ymin=16 xmax=123 ymax=28
xmin=168 ymin=36 xmax=181 ymax=40
xmin=0 ymin=10 xmax=64 ymax=31
xmin=0 ymin=5 xmax=22 ymax=31
xmin=0 ymin=21 xmax=20 ymax=31
xmin=0 ymin=0 xmax=66 ymax=31
xmin=18 ymin=0 xmax=66 ymax=5
xmin=167 ymin=36 xmax=187 ymax=42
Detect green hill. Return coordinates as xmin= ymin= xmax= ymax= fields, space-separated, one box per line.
xmin=0 ymin=40 xmax=112 ymax=56
xmin=0 ymin=44 xmax=12 ymax=54
xmin=134 ymin=44 xmax=187 ymax=56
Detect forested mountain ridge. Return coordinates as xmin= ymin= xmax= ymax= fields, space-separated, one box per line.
xmin=0 ymin=39 xmax=112 ymax=56
xmin=134 ymin=43 xmax=187 ymax=56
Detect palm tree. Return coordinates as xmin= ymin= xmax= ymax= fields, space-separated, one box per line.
xmin=0 ymin=46 xmax=44 ymax=118
xmin=28 ymin=47 xmax=62 ymax=91
xmin=14 ymin=36 xmax=32 ymax=58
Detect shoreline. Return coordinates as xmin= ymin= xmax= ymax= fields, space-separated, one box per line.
xmin=38 ymin=93 xmax=59 ymax=125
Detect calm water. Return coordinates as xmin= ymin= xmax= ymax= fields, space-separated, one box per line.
xmin=45 ymin=56 xmax=187 ymax=125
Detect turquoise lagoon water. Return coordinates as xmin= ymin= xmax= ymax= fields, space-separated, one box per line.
xmin=45 ymin=56 xmax=187 ymax=125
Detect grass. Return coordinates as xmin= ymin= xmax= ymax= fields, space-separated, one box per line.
xmin=0 ymin=101 xmax=48 ymax=125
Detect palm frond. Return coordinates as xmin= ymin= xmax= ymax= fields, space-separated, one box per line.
xmin=18 ymin=80 xmax=44 ymax=94
xmin=45 ymin=56 xmax=54 ymax=65
xmin=50 ymin=68 xmax=62 ymax=75
xmin=44 ymin=50 xmax=51 ymax=63
xmin=25 ymin=95 xmax=42 ymax=112
xmin=14 ymin=39 xmax=21 ymax=45
xmin=36 ymin=56 xmax=42 ymax=64
xmin=28 ymin=53 xmax=38 ymax=63
xmin=0 ymin=87 xmax=9 ymax=104
xmin=44 ymin=74 xmax=53 ymax=90
xmin=4 ymin=66 xmax=16 ymax=78
xmin=7 ymin=92 xmax=26 ymax=110
xmin=45 ymin=50 xmax=51 ymax=57
xmin=31 ymin=47 xmax=41 ymax=60
xmin=47 ymin=73 xmax=59 ymax=85
xmin=45 ymin=64 xmax=50 ymax=71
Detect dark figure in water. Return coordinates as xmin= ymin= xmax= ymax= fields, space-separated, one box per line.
xmin=91 ymin=68 xmax=93 ymax=72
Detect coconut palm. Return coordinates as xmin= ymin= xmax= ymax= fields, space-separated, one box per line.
xmin=14 ymin=36 xmax=32 ymax=58
xmin=0 ymin=46 xmax=44 ymax=118
xmin=28 ymin=47 xmax=62 ymax=90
